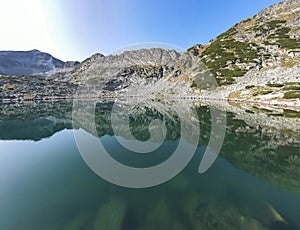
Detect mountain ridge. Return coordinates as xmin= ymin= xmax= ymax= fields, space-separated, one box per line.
xmin=188 ymin=0 xmax=300 ymax=106
xmin=0 ymin=0 xmax=299 ymax=108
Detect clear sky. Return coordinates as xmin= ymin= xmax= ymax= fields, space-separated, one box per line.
xmin=0 ymin=0 xmax=281 ymax=61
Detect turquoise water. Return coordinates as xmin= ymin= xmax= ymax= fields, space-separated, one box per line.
xmin=0 ymin=100 xmax=299 ymax=229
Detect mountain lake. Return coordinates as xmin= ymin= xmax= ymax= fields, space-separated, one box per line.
xmin=0 ymin=99 xmax=299 ymax=230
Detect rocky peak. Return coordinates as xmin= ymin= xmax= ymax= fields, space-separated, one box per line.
xmin=258 ymin=0 xmax=299 ymax=16
xmin=55 ymin=48 xmax=209 ymax=98
xmin=62 ymin=48 xmax=183 ymax=83
xmin=187 ymin=44 xmax=204 ymax=56
xmin=82 ymin=53 xmax=105 ymax=63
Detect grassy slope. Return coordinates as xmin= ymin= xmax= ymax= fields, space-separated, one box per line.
xmin=189 ymin=0 xmax=300 ymax=87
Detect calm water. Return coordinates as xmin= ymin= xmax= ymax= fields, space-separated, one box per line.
xmin=0 ymin=100 xmax=300 ymax=230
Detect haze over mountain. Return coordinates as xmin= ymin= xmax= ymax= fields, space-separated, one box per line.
xmin=0 ymin=49 xmax=79 ymax=77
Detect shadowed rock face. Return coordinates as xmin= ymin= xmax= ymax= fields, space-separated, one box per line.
xmin=0 ymin=50 xmax=66 ymax=77
xmin=0 ymin=49 xmax=81 ymax=80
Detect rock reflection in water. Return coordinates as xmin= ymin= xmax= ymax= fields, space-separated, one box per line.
xmin=0 ymin=100 xmax=299 ymax=229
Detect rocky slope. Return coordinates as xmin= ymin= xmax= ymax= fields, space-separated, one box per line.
xmin=55 ymin=0 xmax=299 ymax=107
xmin=0 ymin=49 xmax=80 ymax=77
xmin=63 ymin=48 xmax=216 ymax=98
xmin=189 ymin=0 xmax=300 ymax=106
xmin=0 ymin=75 xmax=77 ymax=101
xmin=0 ymin=48 xmax=201 ymax=102
xmin=0 ymin=0 xmax=299 ymax=108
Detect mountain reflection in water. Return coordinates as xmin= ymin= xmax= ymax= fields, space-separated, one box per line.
xmin=0 ymin=100 xmax=299 ymax=230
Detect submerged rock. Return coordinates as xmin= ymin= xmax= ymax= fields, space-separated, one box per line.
xmin=142 ymin=199 xmax=184 ymax=230
xmin=167 ymin=174 xmax=190 ymax=192
xmin=239 ymin=216 xmax=268 ymax=230
xmin=93 ymin=197 xmax=127 ymax=230
xmin=182 ymin=192 xmax=268 ymax=229
xmin=63 ymin=214 xmax=90 ymax=230
xmin=253 ymin=202 xmax=289 ymax=229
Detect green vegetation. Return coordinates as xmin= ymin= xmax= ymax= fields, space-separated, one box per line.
xmin=245 ymin=109 xmax=255 ymax=114
xmin=256 ymin=19 xmax=300 ymax=50
xmin=283 ymin=85 xmax=300 ymax=91
xmin=191 ymin=80 xmax=198 ymax=88
xmin=196 ymin=17 xmax=298 ymax=87
xmin=283 ymin=109 xmax=300 ymax=118
xmin=219 ymin=68 xmax=246 ymax=78
xmin=263 ymin=40 xmax=277 ymax=46
xmin=283 ymin=91 xmax=300 ymax=99
xmin=243 ymin=82 xmax=300 ymax=100
xmin=278 ymin=38 xmax=300 ymax=49
xmin=254 ymin=20 xmax=286 ymax=35
xmin=216 ymin=27 xmax=238 ymax=40
xmin=253 ymin=89 xmax=273 ymax=96
xmin=245 ymin=85 xmax=255 ymax=89
xmin=266 ymin=83 xmax=284 ymax=88
xmin=200 ymin=29 xmax=260 ymax=86
xmin=218 ymin=77 xmax=236 ymax=86
xmin=267 ymin=20 xmax=286 ymax=29
xmin=253 ymin=19 xmax=300 ymax=50
xmin=268 ymin=27 xmax=291 ymax=39
xmin=270 ymin=26 xmax=300 ymax=49
xmin=285 ymin=82 xmax=300 ymax=85
xmin=241 ymin=18 xmax=252 ymax=23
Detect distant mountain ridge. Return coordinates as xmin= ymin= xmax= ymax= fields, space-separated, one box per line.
xmin=0 ymin=49 xmax=79 ymax=77
xmin=0 ymin=0 xmax=299 ymax=108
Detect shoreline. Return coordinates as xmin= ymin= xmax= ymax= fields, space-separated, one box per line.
xmin=1 ymin=94 xmax=299 ymax=111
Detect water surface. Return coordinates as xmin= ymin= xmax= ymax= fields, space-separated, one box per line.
xmin=0 ymin=100 xmax=299 ymax=229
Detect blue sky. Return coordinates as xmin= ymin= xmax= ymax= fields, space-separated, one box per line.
xmin=0 ymin=0 xmax=281 ymax=61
